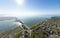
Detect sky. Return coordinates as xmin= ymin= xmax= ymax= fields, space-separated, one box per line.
xmin=0 ymin=0 xmax=60 ymax=18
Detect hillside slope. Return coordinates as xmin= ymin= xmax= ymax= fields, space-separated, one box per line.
xmin=31 ymin=17 xmax=60 ymax=38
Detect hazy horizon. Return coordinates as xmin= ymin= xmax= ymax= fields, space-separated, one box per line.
xmin=0 ymin=0 xmax=60 ymax=18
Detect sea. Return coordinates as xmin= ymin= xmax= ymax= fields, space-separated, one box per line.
xmin=0 ymin=17 xmax=49 ymax=31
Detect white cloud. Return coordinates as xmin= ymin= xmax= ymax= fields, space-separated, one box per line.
xmin=16 ymin=0 xmax=24 ymax=5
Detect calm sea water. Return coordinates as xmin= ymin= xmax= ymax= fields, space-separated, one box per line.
xmin=0 ymin=20 xmax=15 ymax=31
xmin=0 ymin=17 xmax=46 ymax=31
xmin=20 ymin=17 xmax=46 ymax=28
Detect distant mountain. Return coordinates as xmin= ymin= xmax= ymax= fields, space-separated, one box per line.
xmin=0 ymin=17 xmax=17 ymax=21
xmin=51 ymin=17 xmax=60 ymax=20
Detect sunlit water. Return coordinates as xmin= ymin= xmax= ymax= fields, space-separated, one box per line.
xmin=0 ymin=17 xmax=47 ymax=31
xmin=0 ymin=20 xmax=15 ymax=31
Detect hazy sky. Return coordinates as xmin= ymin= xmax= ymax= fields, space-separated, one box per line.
xmin=0 ymin=0 xmax=60 ymax=17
